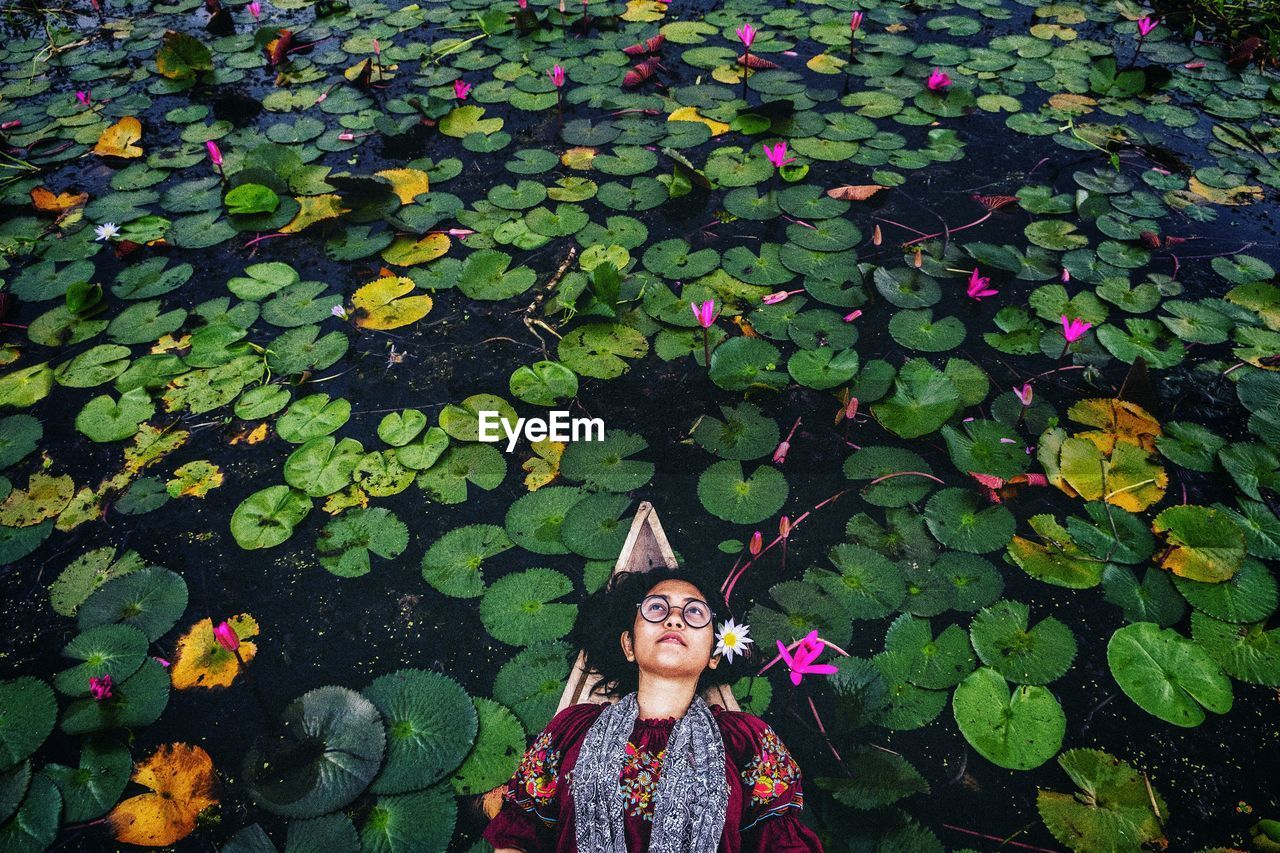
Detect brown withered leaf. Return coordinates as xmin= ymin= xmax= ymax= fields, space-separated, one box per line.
xmin=826 ymin=184 xmax=888 ymax=201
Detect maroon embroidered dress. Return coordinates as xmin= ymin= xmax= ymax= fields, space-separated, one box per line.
xmin=482 ymin=701 xmax=824 ymax=853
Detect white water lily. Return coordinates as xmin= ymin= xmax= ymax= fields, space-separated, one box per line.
xmin=714 ymin=617 xmax=753 ymax=664
xmin=94 ymin=222 xmax=120 ymax=241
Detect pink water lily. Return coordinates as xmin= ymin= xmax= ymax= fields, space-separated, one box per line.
xmin=762 ymin=141 xmax=794 ymax=169
xmin=735 ymin=23 xmax=757 ymax=48
xmin=966 ymin=267 xmax=997 ymax=300
xmin=749 ymin=530 xmax=763 ymax=556
xmin=247 ymin=0 xmax=261 ymax=18
xmin=89 ymin=674 xmax=113 ymax=701
xmin=926 ymin=67 xmax=952 ymax=90
xmin=761 ymin=288 xmax=802 ymax=304
xmin=549 ymin=64 xmax=565 ymax=87
xmin=372 ymin=37 xmax=380 ymax=55
xmin=850 ymin=11 xmax=863 ymax=31
xmin=518 ymin=0 xmax=528 ymax=8
xmin=75 ymin=90 xmax=91 ymax=107
xmin=772 ymin=439 xmax=790 ymax=464
xmin=213 ymin=620 xmax=240 ymax=652
xmin=843 ymin=308 xmax=862 ymax=322
xmin=1061 ymin=315 xmax=1092 ymax=343
xmin=1061 ymin=267 xmax=1070 ymax=282
xmin=777 ymin=630 xmax=839 ymax=686
xmin=1014 ymin=382 xmax=1033 ymax=407
xmin=205 ymin=140 xmax=223 ymax=166
xmin=454 ymin=79 xmax=471 ymax=100
xmin=1136 ymin=15 xmax=1158 ymax=36
xmin=690 ymin=299 xmax=718 ymax=328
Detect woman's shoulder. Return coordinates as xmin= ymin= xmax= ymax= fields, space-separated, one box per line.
xmin=710 ymin=706 xmax=779 ymax=760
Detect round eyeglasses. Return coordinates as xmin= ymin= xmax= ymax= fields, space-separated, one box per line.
xmin=636 ymin=594 xmax=714 ymax=629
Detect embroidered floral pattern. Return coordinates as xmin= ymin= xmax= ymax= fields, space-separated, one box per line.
xmin=505 ymin=729 xmax=562 ymax=826
xmin=739 ymin=725 xmax=801 ymax=809
xmin=620 ymin=740 xmax=666 ymax=820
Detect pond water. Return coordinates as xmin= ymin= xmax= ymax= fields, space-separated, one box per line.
xmin=1 ymin=0 xmax=1279 ymax=849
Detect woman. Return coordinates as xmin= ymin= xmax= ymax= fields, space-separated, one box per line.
xmin=483 ymin=564 xmax=825 ymax=853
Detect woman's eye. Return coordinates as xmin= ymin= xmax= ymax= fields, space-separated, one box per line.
xmin=687 ymin=605 xmax=707 ymax=620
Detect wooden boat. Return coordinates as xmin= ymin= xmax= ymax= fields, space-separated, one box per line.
xmin=556 ymin=500 xmax=740 ymax=714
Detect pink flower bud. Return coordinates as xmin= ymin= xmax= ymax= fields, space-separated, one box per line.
xmin=213 ymin=620 xmax=240 ymax=652
xmin=205 ymin=140 xmax=223 ymax=166
xmin=338 ymin=131 xmax=356 ymax=141
xmin=749 ymin=530 xmax=763 ymax=556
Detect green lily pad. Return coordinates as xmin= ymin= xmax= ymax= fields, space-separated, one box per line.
xmin=53 ymin=623 xmax=149 ymax=697
xmin=560 ymin=430 xmax=653 ymax=492
xmin=363 ymin=669 xmax=477 ymax=795
xmin=806 ymin=543 xmax=905 ymax=620
xmin=697 ymin=459 xmax=788 ymax=524
xmin=970 ymin=599 xmax=1076 ymax=685
xmin=246 ymin=686 xmax=386 ymax=818
xmin=504 ymin=486 xmax=588 ymax=556
xmin=316 ymin=508 xmax=410 ymax=578
xmin=43 ymin=736 xmax=131 ymax=822
xmin=493 ymin=641 xmax=573 ymax=735
xmin=0 ymin=678 xmax=57 ymax=771
xmin=1037 ymin=749 xmax=1167 ymax=853
xmin=76 ymin=565 xmax=188 ymax=642
xmin=230 ymin=485 xmax=313 ymax=550
xmin=870 ymin=359 xmax=958 ymax=439
xmin=1106 ymin=622 xmax=1233 ymax=727
xmin=952 ymin=667 xmax=1065 ymax=770
xmin=561 ymin=493 xmax=632 ymax=560
xmin=690 ymin=402 xmax=779 ymax=460
xmin=420 ymin=524 xmax=513 ymax=598
xmin=480 ymin=568 xmax=577 ymax=647
xmin=449 ymin=699 xmax=526 ymax=797
xmin=923 ymin=488 xmax=1016 ymax=554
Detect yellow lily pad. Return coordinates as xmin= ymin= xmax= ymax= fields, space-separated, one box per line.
xmin=351 ymin=275 xmax=434 ymax=330
xmin=0 ymin=472 xmax=75 ymax=527
xmin=375 ymin=168 xmax=431 ymax=204
xmin=280 ymin=194 xmax=350 ymax=233
xmin=668 ymin=106 xmax=730 ymax=136
xmin=169 ymin=614 xmax=259 ymax=690
xmin=93 ymin=117 xmax=144 ymax=159
xmin=523 ymin=438 xmax=565 ymax=491
xmin=381 ymin=232 xmax=450 ymax=266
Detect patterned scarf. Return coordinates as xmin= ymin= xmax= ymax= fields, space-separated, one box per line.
xmin=572 ymin=690 xmax=728 ymax=853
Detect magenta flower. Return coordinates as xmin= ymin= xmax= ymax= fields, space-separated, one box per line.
xmin=518 ymin=0 xmax=527 ymax=8
xmin=338 ymin=131 xmax=356 ymax=141
xmin=75 ymin=91 xmax=91 ymax=107
xmin=1061 ymin=267 xmax=1070 ymax=283
xmin=1136 ymin=16 xmax=1158 ymax=36
xmin=762 ymin=141 xmax=794 ymax=169
xmin=153 ymin=656 xmax=172 ymax=668
xmin=247 ymin=0 xmax=261 ymax=18
xmin=777 ymin=630 xmax=839 ymax=686
xmin=779 ymin=514 xmax=792 ymax=539
xmin=1061 ymin=315 xmax=1092 ymax=344
xmin=205 ymin=140 xmax=223 ymax=166
xmin=690 ymin=299 xmax=718 ymax=329
xmin=850 ymin=11 xmax=863 ymax=31
xmin=372 ymin=37 xmax=380 ymax=55
xmin=926 ymin=67 xmax=952 ymax=90
xmin=772 ymin=439 xmax=790 ymax=464
xmin=761 ymin=288 xmax=802 ymax=304
xmin=966 ymin=267 xmax=998 ymax=300
xmin=213 ymin=620 xmax=240 ymax=652
xmin=454 ymin=79 xmax=471 ymax=100
xmin=735 ymin=23 xmax=757 ymax=48
xmin=843 ymin=308 xmax=862 ymax=322
xmin=549 ymin=64 xmax=565 ymax=87
xmin=89 ymin=674 xmax=113 ymax=701
xmin=749 ymin=530 xmax=763 ymax=556
xmin=1014 ymin=382 xmax=1033 ymax=407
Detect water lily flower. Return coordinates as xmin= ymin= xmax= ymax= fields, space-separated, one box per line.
xmin=332 ymin=304 xmax=349 ymax=320
xmin=777 ymin=630 xmax=839 ymax=686
xmin=153 ymin=656 xmax=171 ymax=668
xmin=762 ymin=141 xmax=795 ymax=169
xmin=549 ymin=64 xmax=565 ymax=87
xmin=205 ymin=140 xmax=223 ymax=166
xmin=1136 ymin=15 xmax=1158 ymax=36
xmin=850 ymin=10 xmax=863 ymax=31
xmin=690 ymin=299 xmax=718 ymax=329
xmin=94 ymin=222 xmax=120 ymax=241
xmin=715 ymin=618 xmax=754 ymax=663
xmin=926 ymin=67 xmax=952 ymax=90
xmin=966 ymin=267 xmax=998 ymax=300
xmin=1061 ymin=267 xmax=1070 ymax=282
xmin=1061 ymin=315 xmax=1092 ymax=343
xmin=213 ymin=620 xmax=239 ymax=652
xmin=89 ymin=674 xmax=113 ymax=701
xmin=518 ymin=0 xmax=527 ymax=8
xmin=454 ymin=79 xmax=471 ymax=100
xmin=1014 ymin=382 xmax=1033 ymax=407
xmin=0 ymin=119 xmax=20 ymax=130
xmin=338 ymin=131 xmax=356 ymax=141
xmin=843 ymin=308 xmax=862 ymax=322
xmin=778 ymin=515 xmax=791 ymax=539
xmin=247 ymin=0 xmax=261 ymax=18
xmin=372 ymin=37 xmax=380 ymax=55
xmin=75 ymin=91 xmax=91 ymax=107
xmin=761 ymin=288 xmax=802 ymax=304
xmin=749 ymin=530 xmax=763 ymax=556
xmin=736 ymin=23 xmax=757 ymax=48
xmin=845 ymin=396 xmax=859 ymax=422
xmin=772 ymin=439 xmax=790 ymax=464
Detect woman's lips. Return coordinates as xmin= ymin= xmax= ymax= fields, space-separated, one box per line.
xmin=658 ymin=633 xmax=685 ymax=645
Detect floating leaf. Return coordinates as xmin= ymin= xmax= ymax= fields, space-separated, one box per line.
xmin=1151 ymin=505 xmax=1245 ymax=583
xmin=1107 ymin=622 xmax=1232 ymax=726
xmin=363 ymin=669 xmax=477 ymax=795
xmin=106 ymin=743 xmax=219 ymax=847
xmin=1037 ymin=749 xmax=1167 ymax=852
xmin=169 ymin=614 xmax=259 ymax=690
xmin=953 ymin=667 xmax=1065 ymax=770
xmin=351 ymin=275 xmax=434 ymax=330
xmin=93 ymin=117 xmax=144 ymax=159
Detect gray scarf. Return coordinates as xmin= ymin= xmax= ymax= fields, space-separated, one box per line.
xmin=572 ymin=691 xmax=728 ymax=853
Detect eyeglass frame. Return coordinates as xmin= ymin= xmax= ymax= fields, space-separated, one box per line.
xmin=635 ymin=593 xmax=716 ymax=629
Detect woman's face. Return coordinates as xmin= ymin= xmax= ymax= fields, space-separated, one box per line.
xmin=620 ymin=579 xmax=720 ymax=680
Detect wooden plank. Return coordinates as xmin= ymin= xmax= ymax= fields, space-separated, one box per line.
xmin=556 ymin=501 xmax=740 ymax=714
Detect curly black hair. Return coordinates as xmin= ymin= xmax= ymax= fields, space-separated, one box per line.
xmin=568 ymin=564 xmax=745 ymax=702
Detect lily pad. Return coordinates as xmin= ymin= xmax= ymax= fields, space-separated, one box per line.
xmin=953 ymin=667 xmax=1065 ymax=770
xmin=363 ymin=670 xmax=477 ymax=795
